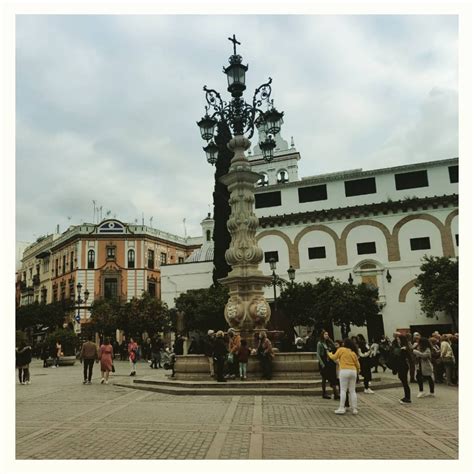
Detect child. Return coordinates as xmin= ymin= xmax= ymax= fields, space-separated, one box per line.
xmin=237 ymin=339 xmax=250 ymax=380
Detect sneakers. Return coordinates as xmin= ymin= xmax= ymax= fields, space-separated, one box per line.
xmin=352 ymin=408 xmax=359 ymax=415
xmin=334 ymin=408 xmax=346 ymax=415
xmin=130 ymin=371 xmax=136 ymax=376
xmin=426 ymin=392 xmax=435 ymax=397
xmin=100 ymin=378 xmax=105 ymax=384
xmin=25 ymin=380 xmax=31 ymax=385
xmin=83 ymin=380 xmax=87 ymax=384
xmin=417 ymin=392 xmax=427 ymax=398
xmin=399 ymin=398 xmax=411 ymax=404
xmin=364 ymin=388 xmax=375 ymax=394
xmin=87 ymin=381 xmax=92 ymax=384
xmin=105 ymin=380 xmax=109 ymax=385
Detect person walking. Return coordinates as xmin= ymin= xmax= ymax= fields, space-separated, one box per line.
xmin=213 ymin=331 xmax=228 ymax=382
xmin=203 ymin=330 xmax=216 ymax=378
xmin=40 ymin=341 xmax=49 ymax=368
xmin=53 ymin=340 xmax=62 ymax=368
xmin=120 ymin=339 xmax=128 ymax=361
xmin=16 ymin=342 xmax=32 ymax=385
xmin=257 ymin=331 xmax=274 ymax=380
xmin=440 ymin=334 xmax=455 ymax=386
xmin=150 ymin=336 xmax=162 ymax=369
xmin=413 ymin=337 xmax=435 ymax=398
xmin=237 ymin=339 xmax=251 ymax=381
xmin=430 ymin=336 xmax=444 ymax=383
xmin=357 ymin=334 xmax=374 ymax=394
xmin=316 ymin=330 xmax=339 ymax=400
xmin=80 ymin=335 xmax=99 ymax=384
xmin=99 ymin=337 xmax=114 ymax=384
xmin=327 ymin=338 xmax=360 ymax=415
xmin=226 ymin=329 xmax=241 ymax=379
xmin=128 ymin=337 xmax=138 ymax=376
xmin=392 ymin=334 xmax=412 ymax=404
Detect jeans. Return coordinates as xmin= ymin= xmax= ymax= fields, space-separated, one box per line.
xmin=129 ymin=358 xmax=137 ymax=373
xmin=398 ymin=364 xmax=411 ymax=401
xmin=83 ymin=359 xmax=94 ymax=382
xmin=338 ymin=369 xmax=357 ymax=410
xmin=54 ymin=356 xmax=60 ymax=367
xmin=416 ymin=372 xmax=434 ymax=393
xmin=239 ymin=362 xmax=247 ymax=378
xmin=442 ymin=359 xmax=454 ymax=384
xmin=18 ymin=367 xmax=30 ymax=383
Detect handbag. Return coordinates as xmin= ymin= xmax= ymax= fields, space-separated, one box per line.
xmin=111 ymin=364 xmax=115 ymax=373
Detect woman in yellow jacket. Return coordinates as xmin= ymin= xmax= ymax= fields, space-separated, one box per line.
xmin=328 ymin=338 xmax=361 ymax=415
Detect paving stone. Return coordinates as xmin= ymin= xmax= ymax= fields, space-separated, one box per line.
xmin=15 ymin=360 xmax=458 ymax=460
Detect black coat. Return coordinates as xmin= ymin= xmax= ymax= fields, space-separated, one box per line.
xmin=203 ymin=336 xmax=216 ymax=357
xmin=16 ymin=346 xmax=32 ymax=367
xmin=212 ymin=338 xmax=227 ymax=359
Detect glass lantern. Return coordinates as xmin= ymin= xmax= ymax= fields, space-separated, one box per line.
xmin=203 ymin=140 xmax=219 ymax=165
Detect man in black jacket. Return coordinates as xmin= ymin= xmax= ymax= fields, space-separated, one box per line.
xmin=212 ymin=331 xmax=227 ymax=382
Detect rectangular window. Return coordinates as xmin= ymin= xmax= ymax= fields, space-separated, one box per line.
xmin=455 ymin=234 xmax=458 ymax=246
xmin=308 ymin=246 xmax=326 ymax=259
xmin=344 ymin=177 xmax=377 ymax=197
xmin=298 ymin=184 xmax=328 ymax=203
xmin=410 ymin=237 xmax=431 ymax=251
xmin=55 ymin=259 xmax=59 ymax=277
xmin=106 ymin=246 xmax=116 ymax=260
xmin=394 ymin=170 xmax=429 ymax=190
xmin=70 ymin=252 xmax=74 ymax=272
xmin=264 ymin=251 xmax=279 ymax=263
xmin=127 ymin=250 xmax=135 ymax=269
xmin=43 ymin=258 xmax=50 ymax=273
xmin=62 ymin=255 xmax=66 ymax=274
xmin=148 ymin=281 xmax=156 ymax=297
xmin=255 ymin=191 xmax=282 ymax=209
xmin=87 ymin=250 xmax=95 ymax=269
xmin=448 ymin=165 xmax=458 ymax=183
xmin=160 ymin=252 xmax=167 ymax=265
xmin=147 ymin=250 xmax=155 ymax=269
xmin=104 ymin=278 xmax=118 ymax=300
xmin=357 ymin=242 xmax=377 ymax=255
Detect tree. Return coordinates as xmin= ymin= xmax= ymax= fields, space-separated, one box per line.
xmin=212 ymin=120 xmax=233 ymax=285
xmin=174 ymin=284 xmax=229 ymax=332
xmin=45 ymin=328 xmax=79 ymax=356
xmin=89 ymin=298 xmax=121 ymax=339
xmin=278 ymin=277 xmax=380 ymax=337
xmin=16 ymin=300 xmax=72 ymax=332
xmin=415 ymin=256 xmax=458 ymax=330
xmin=121 ymin=293 xmax=171 ymax=339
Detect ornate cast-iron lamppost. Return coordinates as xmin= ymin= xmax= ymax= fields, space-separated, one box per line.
xmin=74 ymin=282 xmax=89 ymax=334
xmin=197 ymin=35 xmax=284 ymax=333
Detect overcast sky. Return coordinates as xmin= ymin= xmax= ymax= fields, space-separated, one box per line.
xmin=16 ymin=14 xmax=458 ymax=244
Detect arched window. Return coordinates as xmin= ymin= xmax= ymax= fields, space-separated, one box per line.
xmin=277 ymin=169 xmax=289 ymax=184
xmin=87 ymin=250 xmax=95 ymax=269
xmin=257 ymin=173 xmax=269 ymax=187
xmin=128 ymin=249 xmax=135 ymax=268
xmin=206 ymin=230 xmax=211 ymax=241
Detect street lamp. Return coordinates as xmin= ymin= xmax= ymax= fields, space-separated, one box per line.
xmin=74 ymin=282 xmax=90 ymax=332
xmin=196 ymin=35 xmax=285 ymax=332
xmin=197 ymin=34 xmax=284 ymax=165
xmin=268 ymin=258 xmax=278 ymax=313
xmin=287 ymin=265 xmax=296 ymax=284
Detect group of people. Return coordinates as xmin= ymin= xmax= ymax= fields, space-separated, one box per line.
xmin=202 ymin=329 xmax=274 ymax=382
xmin=314 ymin=329 xmax=459 ymax=415
xmin=388 ymin=331 xmax=458 ymax=405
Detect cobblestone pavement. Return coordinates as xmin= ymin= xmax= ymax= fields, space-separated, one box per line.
xmin=15 ymin=360 xmax=458 ymax=460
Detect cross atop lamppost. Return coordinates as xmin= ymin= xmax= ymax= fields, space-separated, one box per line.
xmin=228 ymin=34 xmax=241 ymax=55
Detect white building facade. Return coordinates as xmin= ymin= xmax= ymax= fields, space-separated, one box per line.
xmin=162 ymin=137 xmax=458 ymax=339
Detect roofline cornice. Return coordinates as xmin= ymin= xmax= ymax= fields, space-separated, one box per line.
xmin=258 ymin=193 xmax=458 ymax=228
